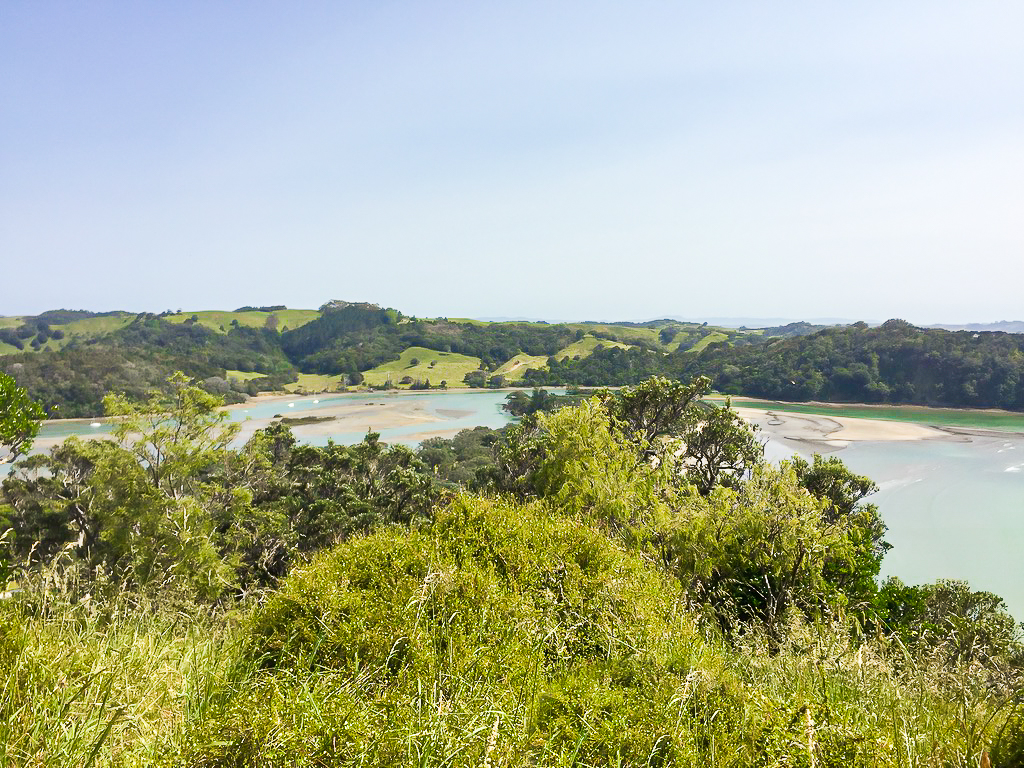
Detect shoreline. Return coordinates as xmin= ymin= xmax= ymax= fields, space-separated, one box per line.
xmin=733 ymin=407 xmax=959 ymax=450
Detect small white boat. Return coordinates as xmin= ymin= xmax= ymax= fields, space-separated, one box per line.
xmin=90 ymin=422 xmax=101 ymax=428
xmin=288 ymin=403 xmax=295 ymax=407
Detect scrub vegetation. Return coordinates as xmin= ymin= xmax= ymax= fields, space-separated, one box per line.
xmin=2 ymin=371 xmax=1022 ymax=765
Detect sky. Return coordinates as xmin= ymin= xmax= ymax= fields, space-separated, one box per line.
xmin=2 ymin=2 xmax=1022 ymax=324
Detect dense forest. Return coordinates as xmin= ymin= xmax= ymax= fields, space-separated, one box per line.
xmin=1 ymin=371 xmax=1022 ymax=765
xmin=4 ymin=302 xmax=1024 ymax=417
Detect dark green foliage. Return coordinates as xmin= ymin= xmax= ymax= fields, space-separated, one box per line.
xmin=273 ymin=433 xmax=436 ymax=551
xmin=792 ymin=455 xmax=889 ymax=608
xmin=875 ymin=578 xmax=1023 ymax=665
xmin=3 ymin=316 xmax=295 ymax=417
xmin=685 ymin=319 xmax=1024 ymax=409
xmin=0 ymin=372 xmax=44 ymax=464
xmin=417 ymin=426 xmax=505 ymax=488
xmin=502 ymin=387 xmax=593 ymax=417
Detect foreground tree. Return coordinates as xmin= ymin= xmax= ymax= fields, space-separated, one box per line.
xmin=0 ymin=372 xmax=44 ymax=466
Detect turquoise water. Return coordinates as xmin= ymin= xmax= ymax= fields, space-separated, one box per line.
xmin=29 ymin=390 xmax=521 ymax=448
xmin=765 ymin=434 xmax=1024 ymax=619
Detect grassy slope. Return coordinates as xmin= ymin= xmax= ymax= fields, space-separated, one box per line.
xmin=165 ymin=309 xmax=320 ymax=334
xmin=556 ymin=333 xmax=631 ymax=361
xmin=0 ymin=316 xmax=24 ymax=329
xmin=566 ymin=323 xmax=666 ymax=348
xmin=362 ymin=346 xmax=481 ymax=388
xmin=224 ymin=369 xmax=267 ymax=382
xmin=493 ymin=353 xmax=550 ymax=380
xmin=284 ymin=373 xmax=346 ymax=393
xmin=688 ymin=330 xmax=729 ymax=353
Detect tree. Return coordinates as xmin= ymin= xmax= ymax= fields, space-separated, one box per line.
xmin=791 ymin=454 xmax=889 ymax=608
xmin=103 ymin=371 xmax=239 ymax=499
xmin=657 ymin=464 xmax=842 ymax=637
xmin=600 ymin=375 xmax=711 ymax=449
xmin=875 ymin=578 xmax=1022 ymax=666
xmin=676 ymin=401 xmax=764 ymax=495
xmin=0 ymin=372 xmax=44 ymax=466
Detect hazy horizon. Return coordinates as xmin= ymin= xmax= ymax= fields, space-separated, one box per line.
xmin=3 ymin=2 xmax=1023 ymax=323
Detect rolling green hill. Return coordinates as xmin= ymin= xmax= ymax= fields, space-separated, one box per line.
xmin=493 ymin=353 xmax=549 ymax=380
xmin=362 ymin=346 xmax=482 ymax=388
xmin=556 ymin=333 xmax=632 ymax=360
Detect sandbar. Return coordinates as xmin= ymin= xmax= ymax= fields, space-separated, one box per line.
xmin=733 ymin=407 xmax=952 ymax=451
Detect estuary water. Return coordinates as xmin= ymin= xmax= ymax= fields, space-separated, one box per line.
xmin=764 ymin=432 xmax=1024 ymax=618
xmin=16 ymin=390 xmax=1024 ymax=617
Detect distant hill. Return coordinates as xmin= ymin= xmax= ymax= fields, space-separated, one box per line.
xmin=5 ymin=301 xmax=1024 ymax=417
xmin=927 ymin=321 xmax=1024 ymax=333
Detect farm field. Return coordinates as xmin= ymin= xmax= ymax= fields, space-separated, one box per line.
xmin=362 ymin=346 xmax=481 ymax=388
xmin=284 ymin=373 xmax=346 ymax=393
xmin=493 ymin=353 xmax=549 ymax=380
xmin=556 ymin=334 xmax=631 ymax=361
xmin=224 ymin=369 xmax=267 ymax=382
xmin=688 ymin=331 xmax=728 ymax=353
xmin=165 ymin=309 xmax=320 ymax=333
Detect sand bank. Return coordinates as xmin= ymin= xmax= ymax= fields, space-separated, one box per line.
xmin=733 ymin=407 xmax=952 ymax=450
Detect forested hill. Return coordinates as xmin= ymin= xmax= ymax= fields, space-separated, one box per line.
xmin=3 ymin=302 xmax=1024 ymax=416
xmin=680 ymin=319 xmax=1024 ymax=409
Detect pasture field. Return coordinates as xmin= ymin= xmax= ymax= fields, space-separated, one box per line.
xmin=0 ymin=341 xmax=19 ymax=355
xmin=166 ymin=309 xmax=320 ymax=334
xmin=566 ymin=323 xmax=666 ymax=348
xmin=362 ymin=346 xmax=481 ymax=388
xmin=687 ymin=330 xmax=728 ymax=353
xmin=0 ymin=316 xmax=24 ymax=329
xmin=224 ymin=370 xmax=268 ymax=382
xmin=556 ymin=333 xmax=631 ymax=361
xmin=284 ymin=373 xmax=346 ymax=393
xmin=493 ymin=353 xmax=549 ymax=380
xmin=60 ymin=313 xmax=135 ymax=337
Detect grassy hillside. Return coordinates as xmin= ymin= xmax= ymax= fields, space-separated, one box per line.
xmin=362 ymin=346 xmax=482 ymax=388
xmin=493 ymin=353 xmax=549 ymax=379
xmin=165 ymin=309 xmax=320 ymax=333
xmin=688 ymin=330 xmax=729 ymax=353
xmin=556 ymin=333 xmax=631 ymax=360
xmin=284 ymin=372 xmax=346 ymax=393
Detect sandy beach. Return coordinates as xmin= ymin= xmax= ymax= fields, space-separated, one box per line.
xmin=733 ymin=406 xmax=954 ymax=451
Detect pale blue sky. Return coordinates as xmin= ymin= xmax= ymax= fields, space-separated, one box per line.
xmin=2 ymin=2 xmax=1022 ymax=323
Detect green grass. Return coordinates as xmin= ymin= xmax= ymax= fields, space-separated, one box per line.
xmin=688 ymin=330 xmax=728 ymax=353
xmin=165 ymin=309 xmax=320 ymax=334
xmin=566 ymin=323 xmax=665 ymax=347
xmin=0 ymin=314 xmax=137 ymax=354
xmin=224 ymin=369 xmax=268 ymax=382
xmin=362 ymin=346 xmax=481 ymax=388
xmin=284 ymin=373 xmax=346 ymax=393
xmin=711 ymin=395 xmax=1024 ymax=431
xmin=0 ymin=341 xmax=19 ymax=355
xmin=493 ymin=353 xmax=549 ymax=380
xmin=0 ymin=316 xmax=24 ymax=329
xmin=555 ymin=333 xmax=631 ymax=361
xmin=1 ymin=594 xmax=244 ymax=767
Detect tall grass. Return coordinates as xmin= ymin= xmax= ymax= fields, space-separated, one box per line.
xmin=2 ymin=501 xmax=1020 ymax=765
xmin=0 ymin=578 xmax=245 ymax=767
